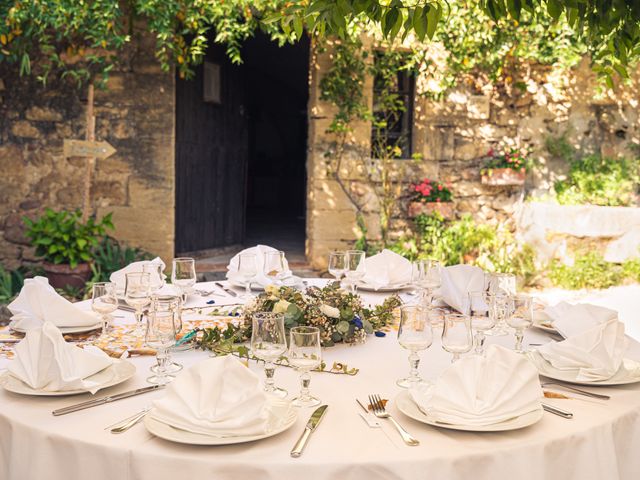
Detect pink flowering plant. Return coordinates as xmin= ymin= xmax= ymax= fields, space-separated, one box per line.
xmin=481 ymin=147 xmax=531 ymax=174
xmin=411 ymin=178 xmax=453 ymax=203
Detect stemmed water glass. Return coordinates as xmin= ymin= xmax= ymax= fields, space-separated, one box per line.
xmin=344 ymin=250 xmax=366 ymax=294
xmin=485 ymin=272 xmax=516 ymax=336
xmin=171 ymin=257 xmax=196 ymax=303
xmin=91 ymin=282 xmax=117 ymax=339
xmin=237 ymin=253 xmax=258 ymax=299
xmin=465 ymin=291 xmax=495 ymax=355
xmin=506 ymin=295 xmax=533 ymax=353
xmin=145 ymin=300 xmax=179 ymax=385
xmin=143 ymin=263 xmax=165 ymax=294
xmin=441 ymin=313 xmax=473 ymax=362
xmin=397 ymin=306 xmax=433 ymax=388
xmin=328 ymin=251 xmax=346 ymax=284
xmin=149 ymin=295 xmax=183 ymax=374
xmin=263 ymin=250 xmax=287 ymax=285
xmin=415 ymin=259 xmax=442 ymax=309
xmin=288 ymin=326 xmax=322 ymax=407
xmin=251 ymin=312 xmax=287 ymax=398
xmin=125 ymin=272 xmax=151 ymax=335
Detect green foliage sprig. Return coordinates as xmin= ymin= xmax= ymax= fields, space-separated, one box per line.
xmin=23 ymin=209 xmax=114 ymax=268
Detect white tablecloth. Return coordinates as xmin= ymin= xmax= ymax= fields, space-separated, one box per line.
xmin=2 ymin=280 xmax=640 ymax=480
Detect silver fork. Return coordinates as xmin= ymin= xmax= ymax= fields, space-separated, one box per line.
xmin=369 ymin=394 xmax=420 ymax=446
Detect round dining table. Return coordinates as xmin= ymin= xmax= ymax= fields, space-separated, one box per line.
xmin=1 ymin=279 xmax=640 ymax=480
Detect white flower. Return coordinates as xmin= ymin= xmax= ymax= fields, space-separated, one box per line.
xmin=264 ymin=284 xmax=279 ymax=296
xmin=273 ymin=299 xmax=291 ymax=314
xmin=320 ymin=304 xmax=340 ymax=319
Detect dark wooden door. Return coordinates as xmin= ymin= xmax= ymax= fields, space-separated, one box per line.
xmin=175 ymin=45 xmax=248 ymax=253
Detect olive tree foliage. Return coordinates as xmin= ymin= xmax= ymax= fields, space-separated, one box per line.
xmin=0 ymin=0 xmax=638 ymax=87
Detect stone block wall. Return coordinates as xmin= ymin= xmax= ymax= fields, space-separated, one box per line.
xmin=306 ymin=42 xmax=640 ymax=269
xmin=0 ymin=32 xmax=175 ymax=270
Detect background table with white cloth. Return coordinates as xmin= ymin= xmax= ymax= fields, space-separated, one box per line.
xmin=2 ymin=280 xmax=640 ymax=480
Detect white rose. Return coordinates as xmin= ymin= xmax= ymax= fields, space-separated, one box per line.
xmin=273 ymin=299 xmax=291 ymax=314
xmin=320 ymin=304 xmax=340 ymax=319
xmin=264 ymin=284 xmax=279 ymax=296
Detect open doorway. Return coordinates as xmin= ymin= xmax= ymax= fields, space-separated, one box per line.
xmin=174 ymin=33 xmax=310 ymax=261
xmin=242 ymin=34 xmax=309 ymax=260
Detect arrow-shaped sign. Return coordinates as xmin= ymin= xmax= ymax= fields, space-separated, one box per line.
xmin=63 ymin=139 xmax=116 ymax=159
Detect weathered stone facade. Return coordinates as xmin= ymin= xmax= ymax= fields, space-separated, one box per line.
xmin=306 ymin=43 xmax=640 ymax=269
xmin=0 ymin=33 xmax=175 ymax=269
xmin=1 ymin=33 xmax=639 ymax=271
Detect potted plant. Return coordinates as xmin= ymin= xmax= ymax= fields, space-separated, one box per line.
xmin=407 ymin=178 xmax=454 ymax=219
xmin=23 ymin=209 xmax=114 ymax=289
xmin=481 ymin=147 xmax=530 ymax=186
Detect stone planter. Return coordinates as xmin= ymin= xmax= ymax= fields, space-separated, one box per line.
xmin=481 ymin=168 xmax=525 ymax=186
xmin=408 ymin=201 xmax=454 ymax=219
xmin=43 ymin=262 xmax=92 ymax=289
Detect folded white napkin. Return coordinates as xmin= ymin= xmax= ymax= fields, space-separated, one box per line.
xmin=359 ymin=249 xmax=412 ymax=290
xmin=226 ymin=245 xmax=292 ymax=288
xmin=410 ymin=345 xmax=541 ymax=426
xmin=109 ymin=257 xmax=166 ymax=294
xmin=543 ymin=301 xmax=618 ymax=338
xmin=537 ymin=318 xmax=628 ymax=381
xmin=150 ymin=355 xmax=275 ymax=436
xmin=8 ymin=322 xmax=114 ymax=392
xmin=8 ymin=276 xmax=99 ymax=331
xmin=439 ymin=265 xmax=485 ymax=313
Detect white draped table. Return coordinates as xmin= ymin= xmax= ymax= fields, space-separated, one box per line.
xmin=2 ymin=280 xmax=640 ymax=480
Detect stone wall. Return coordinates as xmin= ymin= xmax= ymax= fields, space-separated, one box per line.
xmin=0 ymin=32 xmax=175 ymax=269
xmin=306 ymin=42 xmax=640 ymax=269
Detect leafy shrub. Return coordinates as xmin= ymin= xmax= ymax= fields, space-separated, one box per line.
xmin=0 ymin=265 xmax=25 ymax=304
xmin=388 ymin=214 xmax=538 ymax=285
xmin=90 ymin=236 xmax=152 ymax=283
xmin=23 ymin=209 xmax=114 ymax=268
xmin=547 ymin=252 xmax=640 ymax=289
xmin=554 ymin=155 xmax=639 ymax=207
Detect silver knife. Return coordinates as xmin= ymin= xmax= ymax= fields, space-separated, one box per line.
xmin=52 ymin=385 xmax=163 ymax=416
xmin=215 ymin=282 xmax=238 ymax=297
xmin=542 ymin=402 xmax=573 ymax=419
xmin=290 ymin=405 xmax=328 ymax=457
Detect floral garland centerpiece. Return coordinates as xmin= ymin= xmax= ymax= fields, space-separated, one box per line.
xmin=244 ymin=282 xmax=401 ymax=347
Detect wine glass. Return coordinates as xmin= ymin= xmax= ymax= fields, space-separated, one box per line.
xmin=171 ymin=257 xmax=196 ymax=303
xmin=143 ymin=263 xmax=165 ymax=294
xmin=251 ymin=312 xmax=287 ymax=398
xmin=506 ymin=295 xmax=533 ymax=353
xmin=328 ymin=251 xmax=346 ymax=283
xmin=91 ymin=282 xmax=117 ymax=339
xmin=465 ymin=291 xmax=495 ymax=355
xmin=416 ymin=259 xmax=441 ymax=309
xmin=397 ymin=306 xmax=433 ymax=388
xmin=441 ymin=313 xmax=473 ymax=362
xmin=237 ymin=253 xmax=258 ymax=299
xmin=344 ymin=250 xmax=366 ymax=293
xmin=149 ymin=295 xmax=183 ymax=374
xmin=145 ymin=301 xmax=179 ymax=385
xmin=288 ymin=326 xmax=322 ymax=407
xmin=485 ymin=272 xmax=516 ymax=336
xmin=263 ymin=250 xmax=287 ymax=285
xmin=125 ymin=272 xmax=151 ymax=335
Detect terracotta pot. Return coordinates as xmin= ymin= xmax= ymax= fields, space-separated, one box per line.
xmin=43 ymin=262 xmax=92 ymax=289
xmin=481 ymin=168 xmax=526 ymax=186
xmin=408 ymin=201 xmax=454 ymax=219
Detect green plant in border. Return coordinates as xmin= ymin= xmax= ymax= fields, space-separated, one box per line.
xmin=549 ymin=252 xmax=626 ymax=289
xmin=0 ymin=264 xmax=25 ymax=304
xmin=90 ymin=236 xmax=153 ymax=283
xmin=23 ymin=209 xmax=114 ymax=269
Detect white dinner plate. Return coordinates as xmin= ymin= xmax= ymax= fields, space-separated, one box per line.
xmin=10 ymin=323 xmax=103 ymax=334
xmin=528 ymin=351 xmax=640 ymax=386
xmin=395 ymin=390 xmax=543 ymax=432
xmin=532 ymin=320 xmax=560 ymax=335
xmin=356 ymin=283 xmax=410 ymax=293
xmin=144 ymin=401 xmax=297 ymax=445
xmin=0 ymin=358 xmax=136 ymax=396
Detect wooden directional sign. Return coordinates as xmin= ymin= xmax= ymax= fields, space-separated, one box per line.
xmin=63 ymin=139 xmax=116 ymax=159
